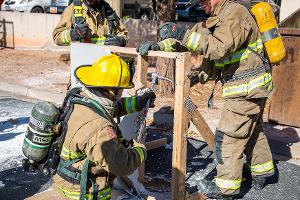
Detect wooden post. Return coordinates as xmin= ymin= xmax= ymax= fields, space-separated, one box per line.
xmin=136 ymin=55 xmax=148 ymax=86
xmin=172 ymin=52 xmax=191 ymax=200
xmin=136 ymin=54 xmax=148 ymax=183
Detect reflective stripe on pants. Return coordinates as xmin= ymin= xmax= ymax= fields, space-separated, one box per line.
xmin=215 ymin=178 xmax=242 ymax=190
xmin=251 ymin=161 xmax=274 ymax=173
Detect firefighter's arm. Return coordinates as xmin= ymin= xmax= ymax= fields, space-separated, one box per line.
xmin=182 ymin=8 xmax=251 ymax=60
xmin=115 ymin=91 xmax=156 ymax=117
xmin=157 ymin=38 xmax=188 ymax=52
xmin=52 ymin=5 xmax=74 ymax=46
xmin=84 ymin=122 xmax=146 ymax=177
xmin=114 ymin=17 xmax=128 ymax=44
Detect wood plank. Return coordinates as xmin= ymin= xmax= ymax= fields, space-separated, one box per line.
xmin=185 ymin=192 xmax=207 ymax=200
xmin=279 ymin=28 xmax=300 ymax=36
xmin=102 ymin=46 xmax=182 ymax=58
xmin=136 ymin=55 xmax=148 ymax=86
xmin=136 ymin=54 xmax=148 ymax=183
xmin=145 ymin=138 xmax=168 ymax=150
xmin=172 ymin=52 xmax=191 ymax=200
xmin=191 ymin=108 xmax=215 ymax=151
xmin=268 ymin=36 xmax=300 ymax=127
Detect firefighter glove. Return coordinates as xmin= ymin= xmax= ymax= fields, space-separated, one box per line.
xmin=70 ymin=23 xmax=89 ymax=41
xmin=137 ymin=90 xmax=156 ymax=110
xmin=159 ymin=22 xmax=186 ymax=41
xmin=104 ymin=35 xmax=127 ymax=47
xmin=136 ymin=41 xmax=160 ymax=55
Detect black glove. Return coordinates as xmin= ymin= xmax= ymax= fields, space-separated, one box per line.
xmin=137 ymin=90 xmax=156 ymax=110
xmin=159 ymin=22 xmax=186 ymax=41
xmin=104 ymin=35 xmax=127 ymax=47
xmin=70 ymin=23 xmax=89 ymax=41
xmin=136 ymin=41 xmax=160 ymax=55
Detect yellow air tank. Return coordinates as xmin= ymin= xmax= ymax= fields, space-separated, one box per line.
xmin=251 ymin=2 xmax=286 ymax=64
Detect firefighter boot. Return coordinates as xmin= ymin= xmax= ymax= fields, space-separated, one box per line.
xmin=252 ymin=176 xmax=266 ymax=190
xmin=197 ymin=179 xmax=237 ymax=200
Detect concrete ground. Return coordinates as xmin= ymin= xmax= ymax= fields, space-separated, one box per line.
xmin=0 ymin=91 xmax=300 ymax=200
xmin=0 ymin=49 xmax=299 ymax=199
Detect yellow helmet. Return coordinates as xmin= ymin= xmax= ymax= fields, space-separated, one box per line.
xmin=75 ymin=54 xmax=134 ymax=89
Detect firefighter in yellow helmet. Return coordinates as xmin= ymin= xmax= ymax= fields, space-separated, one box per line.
xmin=137 ymin=0 xmax=276 ymax=199
xmin=53 ymin=0 xmax=127 ymax=46
xmin=48 ymin=54 xmax=155 ymax=200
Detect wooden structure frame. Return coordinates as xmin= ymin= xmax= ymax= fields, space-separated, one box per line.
xmin=102 ymin=46 xmax=201 ymax=200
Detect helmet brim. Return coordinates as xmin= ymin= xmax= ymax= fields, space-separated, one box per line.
xmin=75 ymin=65 xmax=134 ymax=89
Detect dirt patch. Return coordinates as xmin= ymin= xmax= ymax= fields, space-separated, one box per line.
xmin=0 ymin=49 xmax=69 ymax=94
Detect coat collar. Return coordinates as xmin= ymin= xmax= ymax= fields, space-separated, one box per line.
xmin=205 ymin=0 xmax=230 ymax=28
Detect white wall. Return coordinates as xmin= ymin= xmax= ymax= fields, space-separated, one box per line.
xmin=280 ymin=0 xmax=300 ymax=22
xmin=0 ymin=11 xmax=159 ymax=50
xmin=0 ymin=11 xmax=63 ymax=49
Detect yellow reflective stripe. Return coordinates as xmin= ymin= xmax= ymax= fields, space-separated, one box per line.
xmin=251 ymin=161 xmax=274 ymax=173
xmin=61 ymin=30 xmax=70 ymax=45
xmin=215 ymin=39 xmax=263 ymax=67
xmin=162 ymin=39 xmax=173 ymax=52
xmin=187 ymin=32 xmax=201 ymax=51
xmin=74 ymin=6 xmax=83 ymax=17
xmin=92 ymin=37 xmax=106 ymax=45
xmin=187 ymin=32 xmax=201 ymax=52
xmin=57 ymin=186 xmax=111 ymax=200
xmin=222 ymin=72 xmax=272 ymax=97
xmin=267 ymin=80 xmax=273 ymax=91
xmin=60 ymin=146 xmax=85 ymax=160
xmin=74 ymin=6 xmax=82 ymax=10
xmin=132 ymin=147 xmax=145 ymax=162
xmin=215 ymin=178 xmax=241 ymax=190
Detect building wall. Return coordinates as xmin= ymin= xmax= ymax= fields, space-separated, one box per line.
xmin=280 ymin=0 xmax=300 ymax=22
xmin=0 ymin=11 xmax=160 ymax=50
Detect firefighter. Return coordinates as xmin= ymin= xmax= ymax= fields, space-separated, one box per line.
xmin=137 ymin=0 xmax=275 ymax=199
xmin=48 ymin=54 xmax=155 ymax=200
xmin=53 ymin=0 xmax=127 ymax=47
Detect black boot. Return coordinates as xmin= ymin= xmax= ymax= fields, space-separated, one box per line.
xmin=252 ymin=176 xmax=266 ymax=190
xmin=197 ymin=179 xmax=237 ymax=200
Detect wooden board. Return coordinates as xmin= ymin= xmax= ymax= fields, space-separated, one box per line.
xmin=268 ymin=36 xmax=300 ymax=127
xmin=172 ymin=52 xmax=191 ymax=200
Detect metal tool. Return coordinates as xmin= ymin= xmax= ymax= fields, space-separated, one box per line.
xmin=136 ymin=73 xmax=173 ymax=142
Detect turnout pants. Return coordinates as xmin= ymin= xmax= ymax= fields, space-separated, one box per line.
xmin=215 ymin=98 xmax=274 ymax=195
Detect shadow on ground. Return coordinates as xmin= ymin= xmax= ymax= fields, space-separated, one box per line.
xmin=0 ymin=166 xmax=51 ymax=200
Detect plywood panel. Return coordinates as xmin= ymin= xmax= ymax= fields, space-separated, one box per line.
xmin=268 ymin=36 xmax=300 ymax=127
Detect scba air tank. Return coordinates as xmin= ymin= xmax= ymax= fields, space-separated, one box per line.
xmin=22 ymin=102 xmax=60 ymax=163
xmin=251 ymin=2 xmax=286 ymax=64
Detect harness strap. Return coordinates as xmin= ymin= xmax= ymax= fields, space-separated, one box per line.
xmin=57 ymin=158 xmax=82 ymax=184
xmin=221 ymin=65 xmax=270 ymax=83
xmin=80 ymin=159 xmax=90 ymax=200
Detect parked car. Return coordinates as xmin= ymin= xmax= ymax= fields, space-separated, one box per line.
xmin=175 ymin=0 xmax=209 ymax=22
xmin=44 ymin=0 xmax=71 ymax=14
xmin=1 ymin=0 xmax=50 ymax=13
xmin=122 ymin=0 xmax=155 ymax=20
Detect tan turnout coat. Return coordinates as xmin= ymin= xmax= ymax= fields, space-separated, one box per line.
xmin=53 ymin=93 xmax=145 ymax=199
xmin=53 ymin=1 xmax=127 ymax=46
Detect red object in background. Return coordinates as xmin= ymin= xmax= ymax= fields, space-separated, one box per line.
xmin=0 ymin=0 xmax=4 ymax=10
